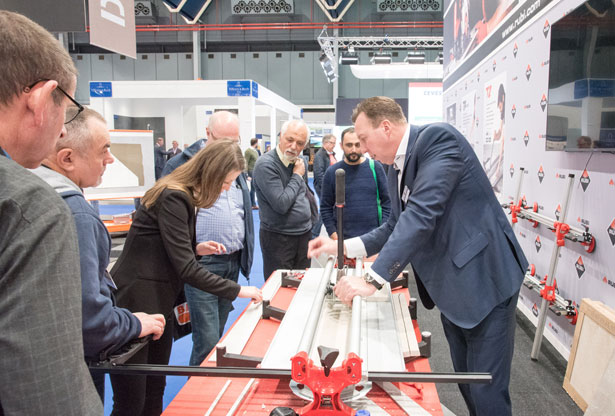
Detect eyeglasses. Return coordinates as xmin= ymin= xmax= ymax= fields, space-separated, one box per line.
xmin=24 ymin=79 xmax=84 ymax=124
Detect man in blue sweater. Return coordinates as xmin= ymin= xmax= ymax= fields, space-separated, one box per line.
xmin=32 ymin=108 xmax=166 ymax=400
xmin=320 ymin=127 xmax=391 ymax=240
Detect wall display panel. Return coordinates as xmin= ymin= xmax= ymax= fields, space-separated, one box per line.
xmin=245 ymin=53 xmax=269 ymax=88
xmin=84 ymin=130 xmax=155 ymax=200
xmin=155 ymin=53 xmax=179 ymax=80
xmin=112 ymin=55 xmax=136 ymax=81
xmin=135 ymin=54 xmax=157 ymax=80
xmin=290 ymin=52 xmax=315 ymax=103
xmin=267 ymin=52 xmax=291 ymax=99
xmin=443 ymin=0 xmax=615 ymax=358
xmin=444 ymin=0 xmax=556 ymax=88
xmin=178 ymin=53 xmax=194 ymax=80
xmin=203 ymin=52 xmax=223 ymax=80
xmin=91 ymin=54 xmax=113 ymax=81
xmin=223 ymin=52 xmax=246 ymax=80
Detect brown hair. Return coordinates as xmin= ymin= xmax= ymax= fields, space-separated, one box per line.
xmin=141 ymin=140 xmax=245 ymax=209
xmin=58 ymin=107 xmax=106 ymax=154
xmin=351 ymin=96 xmax=407 ymax=128
xmin=0 ymin=11 xmax=78 ymax=106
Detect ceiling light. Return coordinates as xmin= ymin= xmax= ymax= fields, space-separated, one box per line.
xmin=405 ymin=50 xmax=425 ymax=64
xmin=371 ymin=51 xmax=392 ymax=65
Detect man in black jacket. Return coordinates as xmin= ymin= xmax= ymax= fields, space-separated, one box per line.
xmin=311 ymin=133 xmax=337 ymax=237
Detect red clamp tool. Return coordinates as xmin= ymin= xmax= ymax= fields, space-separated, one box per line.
xmin=552 ymin=221 xmax=570 ymax=247
xmin=291 ymin=346 xmax=362 ymax=415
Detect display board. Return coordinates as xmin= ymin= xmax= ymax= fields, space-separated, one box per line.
xmin=84 ymin=130 xmax=155 ymax=200
xmin=443 ymin=0 xmax=615 ymax=357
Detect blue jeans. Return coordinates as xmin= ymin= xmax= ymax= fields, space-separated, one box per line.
xmin=184 ymin=252 xmax=240 ymax=366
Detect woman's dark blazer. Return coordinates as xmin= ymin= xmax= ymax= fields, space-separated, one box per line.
xmin=111 ymin=189 xmax=241 ymax=317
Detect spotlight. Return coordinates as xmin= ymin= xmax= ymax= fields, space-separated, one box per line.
xmin=371 ymin=51 xmax=392 ymax=65
xmin=437 ymin=51 xmax=444 ymax=64
xmin=319 ymin=52 xmax=338 ymax=83
xmin=405 ymin=50 xmax=426 ymax=64
xmin=339 ymin=47 xmax=359 ymax=65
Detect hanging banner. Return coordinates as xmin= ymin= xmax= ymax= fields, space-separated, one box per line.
xmin=89 ymin=0 xmax=136 ymax=59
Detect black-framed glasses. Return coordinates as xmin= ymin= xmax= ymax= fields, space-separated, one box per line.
xmin=24 ymin=79 xmax=84 ymax=124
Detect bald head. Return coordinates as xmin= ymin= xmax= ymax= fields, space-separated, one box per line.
xmin=207 ymin=111 xmax=240 ymax=143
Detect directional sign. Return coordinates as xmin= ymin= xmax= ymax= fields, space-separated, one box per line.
xmin=227 ymin=80 xmax=251 ymax=97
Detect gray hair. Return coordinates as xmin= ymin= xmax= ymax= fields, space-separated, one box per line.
xmin=0 ymin=11 xmax=77 ymax=106
xmin=57 ymin=108 xmax=107 ymax=154
xmin=280 ymin=119 xmax=310 ymax=138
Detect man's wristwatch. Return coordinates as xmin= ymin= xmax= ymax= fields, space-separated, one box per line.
xmin=364 ymin=273 xmax=383 ymax=290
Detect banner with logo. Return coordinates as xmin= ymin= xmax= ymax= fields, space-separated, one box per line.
xmin=88 ymin=0 xmax=136 ymax=59
xmin=443 ymin=0 xmax=615 ymax=358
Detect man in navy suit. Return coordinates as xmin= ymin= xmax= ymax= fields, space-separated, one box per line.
xmin=308 ymin=96 xmax=528 ymax=416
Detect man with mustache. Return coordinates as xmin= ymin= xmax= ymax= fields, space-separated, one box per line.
xmin=31 ymin=107 xmax=166 ymax=401
xmin=253 ymin=119 xmax=313 ymax=279
xmin=320 ymin=127 xmax=391 ymax=240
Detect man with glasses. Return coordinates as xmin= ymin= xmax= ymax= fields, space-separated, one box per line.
xmin=0 ymin=10 xmax=102 ymax=416
xmin=161 ymin=111 xmax=255 ymax=367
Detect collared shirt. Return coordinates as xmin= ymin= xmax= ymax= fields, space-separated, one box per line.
xmin=195 ymin=180 xmax=245 ymax=253
xmin=345 ymin=124 xmax=411 ymax=286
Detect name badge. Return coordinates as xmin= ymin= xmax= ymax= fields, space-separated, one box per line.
xmin=402 ymin=186 xmax=410 ymax=204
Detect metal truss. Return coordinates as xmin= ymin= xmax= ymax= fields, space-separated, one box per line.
xmin=333 ymin=36 xmax=443 ymax=49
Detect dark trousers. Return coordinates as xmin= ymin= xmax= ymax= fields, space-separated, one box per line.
xmin=441 ymin=291 xmax=519 ymax=416
xmin=260 ymin=229 xmax=311 ymax=280
xmin=247 ymin=171 xmax=257 ymax=207
xmin=110 ymin=319 xmax=174 ymax=416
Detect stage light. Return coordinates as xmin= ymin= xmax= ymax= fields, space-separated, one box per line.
xmin=319 ymin=52 xmax=338 ymax=83
xmin=339 ymin=47 xmax=359 ymax=65
xmin=371 ymin=51 xmax=392 ymax=65
xmin=404 ymin=50 xmax=425 ymax=64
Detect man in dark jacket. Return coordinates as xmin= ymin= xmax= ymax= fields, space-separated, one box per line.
xmin=154 ymin=137 xmax=171 ymax=180
xmin=32 ymin=108 xmax=166 ymax=400
xmin=311 ymin=133 xmax=337 ymax=237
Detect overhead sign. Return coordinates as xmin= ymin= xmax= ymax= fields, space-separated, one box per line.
xmin=90 ymin=82 xmax=113 ymax=98
xmin=251 ymin=81 xmax=258 ymax=99
xmin=227 ymin=80 xmax=252 ymax=97
xmin=88 ymin=0 xmax=136 ymax=59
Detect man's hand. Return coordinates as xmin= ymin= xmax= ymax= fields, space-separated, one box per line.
xmin=334 ymin=275 xmax=377 ymax=305
xmin=134 ymin=312 xmax=166 ymax=340
xmin=329 ymin=232 xmax=338 ymax=240
xmin=293 ymin=158 xmax=305 ymax=177
xmin=196 ymin=241 xmax=227 ymax=256
xmin=307 ymin=235 xmax=338 ymax=258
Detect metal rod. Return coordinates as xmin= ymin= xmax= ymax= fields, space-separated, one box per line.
xmin=517 ymin=209 xmax=587 ymax=238
xmin=204 ymin=379 xmax=231 ymax=416
xmin=349 ymin=295 xmax=362 ymax=356
xmin=531 ymin=174 xmax=575 ymax=360
xmin=89 ymin=363 xmax=491 ymax=384
xmin=226 ymin=378 xmax=254 ymax=416
xmin=297 ymin=257 xmax=335 ymax=353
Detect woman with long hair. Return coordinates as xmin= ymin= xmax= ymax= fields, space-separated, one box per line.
xmin=109 ymin=140 xmax=262 ymax=415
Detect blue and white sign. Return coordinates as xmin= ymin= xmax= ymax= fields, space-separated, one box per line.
xmin=227 ymin=80 xmax=251 ymax=96
xmin=90 ymin=81 xmax=112 ymax=98
xmin=251 ymin=81 xmax=258 ymax=98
